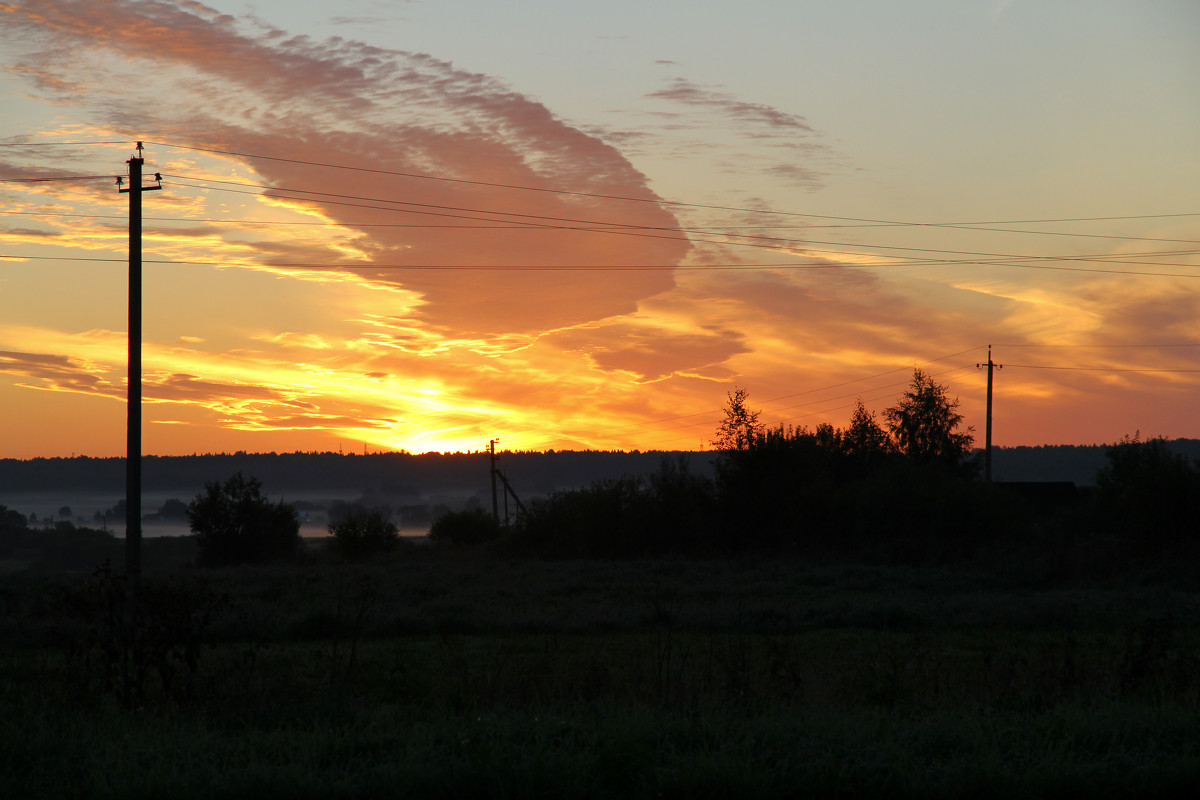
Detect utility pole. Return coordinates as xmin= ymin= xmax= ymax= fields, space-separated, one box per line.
xmin=976 ymin=344 xmax=1002 ymax=482
xmin=488 ymin=438 xmax=499 ymax=523
xmin=117 ymin=142 xmax=161 ymax=611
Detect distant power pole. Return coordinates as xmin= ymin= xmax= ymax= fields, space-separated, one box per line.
xmin=117 ymin=142 xmax=162 ymax=610
xmin=976 ymin=344 xmax=1002 ymax=482
xmin=488 ymin=438 xmax=499 ymax=523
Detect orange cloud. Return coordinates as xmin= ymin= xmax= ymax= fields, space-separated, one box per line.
xmin=0 ymin=349 xmax=120 ymax=397
xmin=2 ymin=0 xmax=689 ymax=337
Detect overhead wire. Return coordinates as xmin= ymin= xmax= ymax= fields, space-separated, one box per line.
xmin=7 ymin=137 xmax=1200 ymax=236
xmin=4 ymin=251 xmax=1200 ymax=279
xmin=9 ymin=206 xmax=1200 ymax=275
xmin=162 ymin=171 xmax=1194 ymax=252
xmin=0 ymin=141 xmax=131 ymax=146
xmin=992 ymin=342 xmax=1200 ymax=348
xmin=550 ymin=348 xmax=989 ymax=443
xmin=3 ymin=156 xmax=1198 ymax=276
xmin=578 ymin=346 xmax=1200 ymax=449
xmin=1004 ymin=364 xmax=1200 ymax=373
xmin=628 ymin=365 xmax=981 ymax=450
xmin=7 ymin=251 xmax=1200 ymax=279
xmin=0 ymin=175 xmax=116 ymax=182
xmin=156 ymin=175 xmax=1200 ymax=275
xmin=4 ymin=203 xmax=1198 ymax=247
xmin=139 ymin=139 xmax=1200 ymax=232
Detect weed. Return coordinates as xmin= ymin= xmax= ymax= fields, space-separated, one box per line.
xmin=58 ymin=562 xmax=227 ymax=707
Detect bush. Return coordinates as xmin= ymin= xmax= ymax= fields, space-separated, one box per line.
xmin=187 ymin=473 xmax=300 ymax=567
xmin=504 ymin=458 xmax=717 ymax=558
xmin=59 ymin=563 xmax=227 ymax=707
xmin=511 ymin=477 xmax=650 ymax=558
xmin=429 ymin=507 xmax=500 ymax=546
xmin=1095 ymin=434 xmax=1200 ymax=550
xmin=329 ymin=508 xmax=400 ymax=560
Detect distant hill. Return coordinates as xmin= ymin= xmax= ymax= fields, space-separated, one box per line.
xmin=0 ymin=450 xmax=716 ymax=501
xmin=2 ymin=440 xmax=1198 ymax=503
xmin=989 ymin=439 xmax=1200 ymax=485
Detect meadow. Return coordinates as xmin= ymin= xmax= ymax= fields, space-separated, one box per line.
xmin=3 ymin=542 xmax=1200 ymax=799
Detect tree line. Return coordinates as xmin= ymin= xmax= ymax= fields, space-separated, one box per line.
xmin=434 ymin=370 xmax=1200 ymax=567
xmin=4 ymin=370 xmax=1198 ymax=570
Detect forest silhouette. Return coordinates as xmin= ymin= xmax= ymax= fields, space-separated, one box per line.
xmin=5 ymin=371 xmax=1197 ymax=570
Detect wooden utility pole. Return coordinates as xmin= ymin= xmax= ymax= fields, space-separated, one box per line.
xmin=118 ymin=142 xmax=161 ymax=609
xmin=977 ymin=344 xmax=1002 ymax=482
xmin=485 ymin=438 xmax=525 ymax=525
xmin=488 ymin=438 xmax=499 ymax=523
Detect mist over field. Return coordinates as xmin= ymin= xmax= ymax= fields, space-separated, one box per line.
xmin=0 ymin=450 xmax=717 ymax=538
xmin=5 ymin=442 xmax=1200 ymax=535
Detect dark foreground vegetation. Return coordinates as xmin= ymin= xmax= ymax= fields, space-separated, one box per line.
xmin=2 ymin=376 xmax=1200 ymax=797
xmin=4 ymin=554 xmax=1200 ymax=798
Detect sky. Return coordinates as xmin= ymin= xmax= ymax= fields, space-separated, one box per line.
xmin=1 ymin=0 xmax=1198 ymax=458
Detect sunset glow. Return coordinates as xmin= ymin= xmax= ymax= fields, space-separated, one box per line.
xmin=2 ymin=0 xmax=1198 ymax=458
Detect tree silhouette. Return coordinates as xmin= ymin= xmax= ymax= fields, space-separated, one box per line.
xmin=712 ymin=388 xmax=762 ymax=451
xmin=187 ymin=473 xmax=300 ymax=566
xmin=843 ymin=399 xmax=893 ymax=458
xmin=883 ymin=370 xmax=974 ymax=470
xmin=329 ymin=508 xmax=400 ymax=560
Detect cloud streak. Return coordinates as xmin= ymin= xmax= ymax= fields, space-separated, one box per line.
xmin=647 ymin=78 xmax=816 ymax=135
xmin=2 ymin=0 xmax=688 ymax=336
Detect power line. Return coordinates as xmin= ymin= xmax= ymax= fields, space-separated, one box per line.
xmin=10 ymin=203 xmax=1200 ymax=273
xmin=0 ymin=208 xmax=689 ymax=230
xmin=5 ymin=146 xmax=1199 ymax=279
xmin=0 ymin=175 xmax=115 ymax=182
xmin=628 ymin=366 xmax=980 ymax=450
xmin=0 ymin=141 xmax=130 ymax=146
xmin=553 ymin=348 xmax=988 ymax=442
xmin=747 ymin=347 xmax=983 ymax=409
xmin=992 ymin=342 xmax=1200 ymax=348
xmin=0 ymin=253 xmax=880 ymax=273
xmin=767 ymin=365 xmax=979 ymax=422
xmin=140 ymin=139 xmax=1200 ymax=230
xmin=1005 ymin=363 xmax=1200 ymax=373
xmin=744 ymin=222 xmax=1200 ymax=246
xmin=7 ymin=157 xmax=1199 ymax=270
xmin=8 ymin=138 xmax=1200 ymax=238
xmin=5 ymin=201 xmax=1197 ymax=248
xmin=163 ymin=171 xmax=1199 ymax=254
xmin=159 ymin=175 xmax=1200 ymax=273
xmin=5 ymin=252 xmax=1200 ymax=279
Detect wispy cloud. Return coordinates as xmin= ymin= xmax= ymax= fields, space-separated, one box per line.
xmin=647 ymin=77 xmax=816 ymax=135
xmin=1 ymin=0 xmax=689 ymax=336
xmin=0 ymin=349 xmax=119 ymax=396
xmin=606 ymin=74 xmax=838 ymax=192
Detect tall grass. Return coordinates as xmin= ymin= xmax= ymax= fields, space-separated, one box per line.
xmin=3 ymin=558 xmax=1200 ymax=798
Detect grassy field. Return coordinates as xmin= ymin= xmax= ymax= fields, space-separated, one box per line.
xmin=3 ymin=550 xmax=1200 ymax=798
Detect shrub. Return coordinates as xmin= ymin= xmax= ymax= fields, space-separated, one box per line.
xmin=187 ymin=473 xmax=300 ymax=567
xmin=429 ymin=507 xmax=500 ymax=546
xmin=329 ymin=508 xmax=400 ymax=560
xmin=505 ymin=459 xmax=717 ymax=558
xmin=1096 ymin=434 xmax=1200 ymax=550
xmin=59 ymin=563 xmax=227 ymax=707
xmin=511 ymin=477 xmax=650 ymax=558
